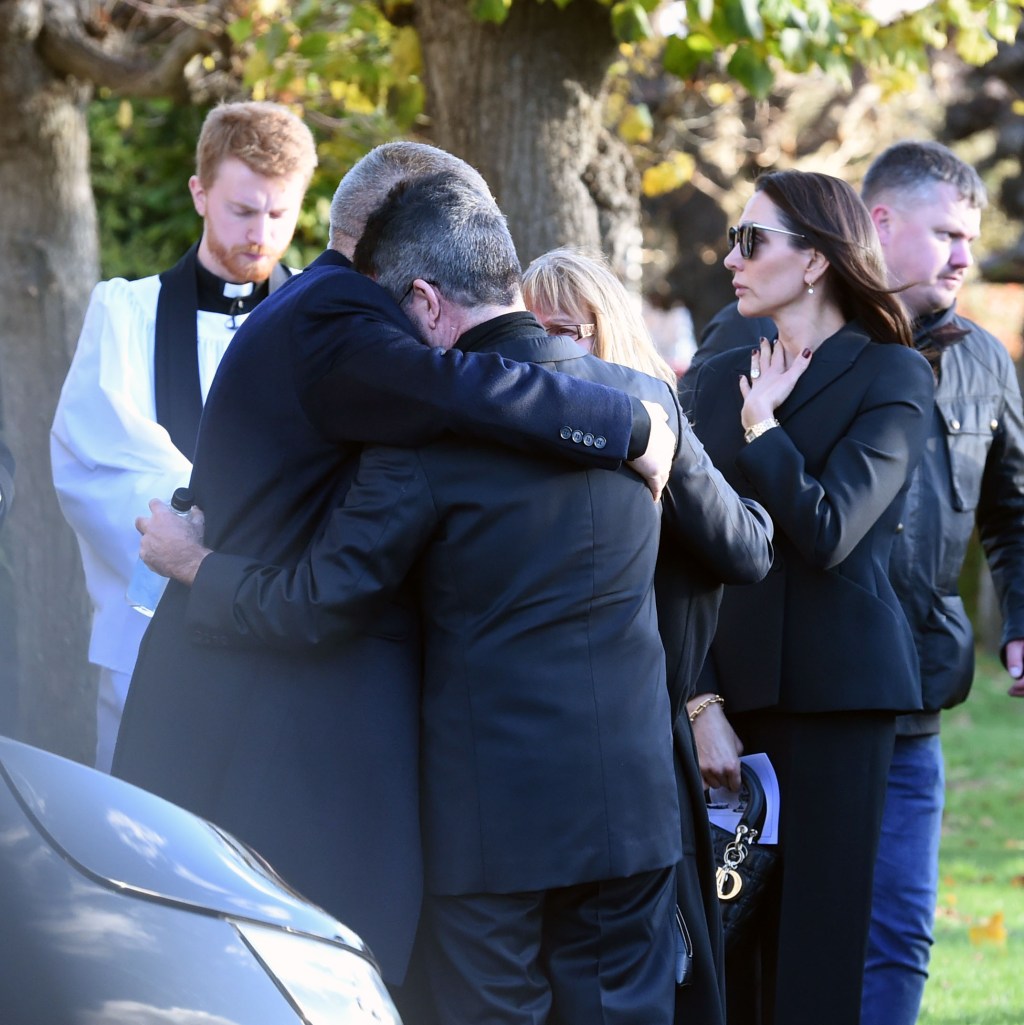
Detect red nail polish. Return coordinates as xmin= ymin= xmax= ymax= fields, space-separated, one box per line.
xmin=803 ymin=348 xmax=812 ymax=358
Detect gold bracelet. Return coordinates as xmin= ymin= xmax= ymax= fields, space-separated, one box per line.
xmin=688 ymin=694 xmax=725 ymax=723
xmin=744 ymin=418 xmax=780 ymax=444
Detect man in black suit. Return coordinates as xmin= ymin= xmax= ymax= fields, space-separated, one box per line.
xmin=112 ymin=142 xmax=676 ymax=1000
xmin=136 ymin=171 xmax=719 ymax=1024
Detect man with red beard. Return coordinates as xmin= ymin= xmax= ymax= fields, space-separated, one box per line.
xmin=51 ymin=101 xmax=316 ymax=771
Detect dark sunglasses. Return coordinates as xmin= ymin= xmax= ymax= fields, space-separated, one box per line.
xmin=727 ymin=222 xmax=806 ymax=259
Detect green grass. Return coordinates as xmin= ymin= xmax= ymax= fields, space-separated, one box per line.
xmin=919 ymin=652 xmax=1024 ymax=1024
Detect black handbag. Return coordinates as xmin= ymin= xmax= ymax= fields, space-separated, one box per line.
xmin=710 ymin=762 xmax=779 ymax=951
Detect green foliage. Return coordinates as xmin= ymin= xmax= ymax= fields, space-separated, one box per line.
xmin=89 ymin=98 xmax=208 ymax=279
xmin=527 ymin=0 xmax=1023 ymax=97
xmin=472 ymin=0 xmax=513 ymax=25
xmin=88 ymin=0 xmax=1024 ymax=277
xmin=90 ymin=0 xmax=428 ymax=279
xmin=234 ymin=0 xmax=427 ymax=258
xmin=235 ymin=0 xmax=423 ymax=153
xmin=675 ymin=0 xmax=1024 ymax=97
xmin=235 ymin=0 xmax=1020 ymax=106
xmin=663 ymin=33 xmax=716 ymax=79
xmin=611 ymin=1 xmax=654 ymax=42
xmin=89 ymin=96 xmax=328 ymax=279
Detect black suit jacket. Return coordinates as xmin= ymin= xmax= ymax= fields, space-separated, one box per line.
xmin=181 ymin=315 xmax=774 ymax=899
xmin=681 ymin=322 xmax=934 ymax=714
xmin=113 ymin=255 xmax=640 ymax=984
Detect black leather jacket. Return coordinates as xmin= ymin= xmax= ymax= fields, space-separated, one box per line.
xmin=890 ymin=306 xmax=1024 ymax=731
xmin=694 ymin=302 xmax=1024 ymax=733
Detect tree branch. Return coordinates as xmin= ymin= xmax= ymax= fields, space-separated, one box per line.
xmin=38 ymin=0 xmax=231 ymax=98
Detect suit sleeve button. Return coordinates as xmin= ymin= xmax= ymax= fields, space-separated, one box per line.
xmin=560 ymin=426 xmax=573 ymax=440
xmin=571 ymin=430 xmax=584 ymax=444
xmin=594 ymin=436 xmax=607 ymax=449
xmin=583 ymin=433 xmax=595 ymax=446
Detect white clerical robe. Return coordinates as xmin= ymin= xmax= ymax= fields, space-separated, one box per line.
xmin=51 ymin=274 xmax=250 ymax=761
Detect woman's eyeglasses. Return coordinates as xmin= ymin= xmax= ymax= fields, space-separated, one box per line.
xmin=544 ymin=323 xmax=595 ymax=341
xmin=727 ymin=222 xmax=806 ymax=260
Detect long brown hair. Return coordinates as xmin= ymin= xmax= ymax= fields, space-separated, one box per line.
xmin=755 ymin=170 xmax=913 ymax=348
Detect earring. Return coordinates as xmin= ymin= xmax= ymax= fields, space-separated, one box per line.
xmin=807 ymin=284 xmax=815 ymax=294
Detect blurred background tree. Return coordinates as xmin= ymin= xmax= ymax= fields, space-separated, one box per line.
xmin=2 ymin=0 xmax=1021 ymax=759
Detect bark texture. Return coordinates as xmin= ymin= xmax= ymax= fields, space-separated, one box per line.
xmin=0 ymin=0 xmax=223 ymax=761
xmin=0 ymin=0 xmax=98 ymax=760
xmin=415 ymin=0 xmax=640 ymax=273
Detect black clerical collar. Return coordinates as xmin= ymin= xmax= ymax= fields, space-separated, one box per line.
xmin=194 ymin=258 xmax=269 ymax=319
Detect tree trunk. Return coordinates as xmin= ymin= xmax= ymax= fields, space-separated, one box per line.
xmin=415 ymin=0 xmax=640 ymax=273
xmin=0 ymin=0 xmax=97 ymax=761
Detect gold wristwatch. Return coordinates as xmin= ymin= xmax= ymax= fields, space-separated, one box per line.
xmin=743 ymin=418 xmax=780 ymax=444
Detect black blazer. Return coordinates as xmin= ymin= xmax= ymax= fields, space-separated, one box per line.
xmin=113 ymin=255 xmax=640 ymax=984
xmin=681 ymin=322 xmax=934 ymax=714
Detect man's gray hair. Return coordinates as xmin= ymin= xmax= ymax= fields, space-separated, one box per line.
xmin=329 ymin=142 xmax=493 ymax=249
xmin=861 ymin=140 xmax=987 ymax=209
xmin=353 ymin=172 xmax=521 ymax=308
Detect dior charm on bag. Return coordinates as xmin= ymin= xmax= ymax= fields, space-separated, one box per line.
xmin=710 ymin=762 xmax=779 ymax=950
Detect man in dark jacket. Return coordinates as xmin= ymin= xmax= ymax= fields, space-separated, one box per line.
xmin=113 ymin=141 xmax=676 ymax=1003
xmin=691 ymin=141 xmax=1024 ymax=1025
xmin=136 ymin=172 xmax=775 ymax=1024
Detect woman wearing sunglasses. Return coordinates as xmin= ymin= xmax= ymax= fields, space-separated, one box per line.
xmin=679 ymin=170 xmax=934 ymax=1025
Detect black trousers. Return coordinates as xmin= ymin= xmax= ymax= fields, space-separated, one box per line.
xmin=724 ymin=709 xmax=896 ymax=1025
xmin=426 ymin=866 xmax=677 ymax=1025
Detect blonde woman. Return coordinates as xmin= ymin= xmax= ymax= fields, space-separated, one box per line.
xmin=525 ymin=246 xmax=772 ymax=1025
xmin=524 ymin=248 xmax=678 ymax=388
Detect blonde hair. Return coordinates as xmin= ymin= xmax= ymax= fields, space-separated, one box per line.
xmin=522 ymin=248 xmax=677 ymax=389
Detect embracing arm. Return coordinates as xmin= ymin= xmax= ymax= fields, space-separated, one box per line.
xmin=177 ymin=446 xmax=434 ymax=648
xmin=290 ymin=280 xmax=672 ymax=496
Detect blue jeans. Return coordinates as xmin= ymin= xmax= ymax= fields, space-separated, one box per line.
xmin=861 ymin=732 xmax=944 ymax=1025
